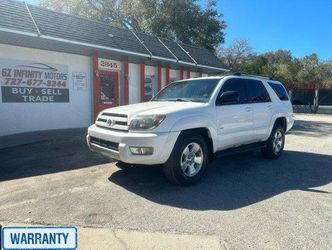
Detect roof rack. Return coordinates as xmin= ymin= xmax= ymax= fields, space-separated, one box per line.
xmin=233 ymin=72 xmax=273 ymax=80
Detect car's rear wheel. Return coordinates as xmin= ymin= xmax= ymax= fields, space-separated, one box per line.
xmin=163 ymin=131 xmax=208 ymax=185
xmin=261 ymin=123 xmax=285 ymax=159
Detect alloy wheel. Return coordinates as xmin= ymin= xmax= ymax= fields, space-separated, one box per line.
xmin=180 ymin=142 xmax=204 ymax=177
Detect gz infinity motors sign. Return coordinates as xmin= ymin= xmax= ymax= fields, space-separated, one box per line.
xmin=0 ymin=59 xmax=69 ymax=103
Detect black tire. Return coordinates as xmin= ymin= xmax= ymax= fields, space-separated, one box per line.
xmin=261 ymin=123 xmax=285 ymax=159
xmin=162 ymin=131 xmax=209 ymax=185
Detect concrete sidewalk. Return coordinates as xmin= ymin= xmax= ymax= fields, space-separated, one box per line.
xmin=0 ymin=128 xmax=87 ymax=149
xmin=0 ymin=222 xmax=226 ymax=250
xmin=79 ymin=228 xmax=225 ymax=250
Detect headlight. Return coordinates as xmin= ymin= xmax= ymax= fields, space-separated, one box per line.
xmin=129 ymin=115 xmax=166 ymax=131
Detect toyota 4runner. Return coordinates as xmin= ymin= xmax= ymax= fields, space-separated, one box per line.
xmin=87 ymin=74 xmax=294 ymax=185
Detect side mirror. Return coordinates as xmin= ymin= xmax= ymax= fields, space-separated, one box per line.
xmin=218 ymin=91 xmax=240 ymax=105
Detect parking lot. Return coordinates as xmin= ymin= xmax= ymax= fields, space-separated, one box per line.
xmin=0 ymin=113 xmax=331 ymax=250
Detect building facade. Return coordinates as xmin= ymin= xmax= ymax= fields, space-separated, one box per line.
xmin=0 ymin=0 xmax=228 ymax=136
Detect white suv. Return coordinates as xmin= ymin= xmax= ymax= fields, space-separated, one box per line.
xmin=87 ymin=74 xmax=294 ymax=185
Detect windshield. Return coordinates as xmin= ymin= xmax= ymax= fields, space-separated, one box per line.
xmin=152 ymin=78 xmax=221 ymax=103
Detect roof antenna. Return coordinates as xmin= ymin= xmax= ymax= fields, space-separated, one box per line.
xmin=157 ymin=37 xmax=179 ymax=62
xmin=24 ymin=2 xmax=41 ymax=37
xmin=130 ymin=30 xmax=153 ymax=59
xmin=176 ymin=42 xmax=197 ymax=66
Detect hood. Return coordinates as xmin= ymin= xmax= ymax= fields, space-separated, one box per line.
xmin=101 ymin=101 xmax=207 ymax=118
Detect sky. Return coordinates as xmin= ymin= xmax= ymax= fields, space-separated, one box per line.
xmin=215 ymin=0 xmax=331 ymax=60
xmin=26 ymin=0 xmax=331 ymax=60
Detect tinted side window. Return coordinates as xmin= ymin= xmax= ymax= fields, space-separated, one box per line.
xmin=217 ymin=78 xmax=247 ymax=105
xmin=246 ymin=79 xmax=271 ymax=103
xmin=268 ymin=82 xmax=289 ymax=101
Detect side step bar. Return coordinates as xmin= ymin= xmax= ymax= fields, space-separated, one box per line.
xmin=214 ymin=141 xmax=266 ymax=158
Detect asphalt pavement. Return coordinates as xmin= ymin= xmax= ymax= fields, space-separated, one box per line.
xmin=0 ymin=114 xmax=331 ymax=250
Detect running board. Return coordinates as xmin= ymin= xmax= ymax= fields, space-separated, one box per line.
xmin=214 ymin=141 xmax=266 ymax=158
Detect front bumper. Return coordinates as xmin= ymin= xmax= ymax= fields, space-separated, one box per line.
xmin=86 ymin=124 xmax=180 ymax=165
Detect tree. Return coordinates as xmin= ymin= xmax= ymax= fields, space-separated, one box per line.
xmin=260 ymin=50 xmax=293 ymax=83
xmin=38 ymin=0 xmax=226 ymax=51
xmin=221 ymin=46 xmax=331 ymax=89
xmin=323 ymin=59 xmax=332 ymax=88
xmin=218 ymin=39 xmax=255 ymax=72
xmin=296 ymin=53 xmax=332 ymax=89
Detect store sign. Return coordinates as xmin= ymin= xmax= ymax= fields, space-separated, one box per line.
xmin=0 ymin=59 xmax=69 ymax=103
xmin=98 ymin=58 xmax=121 ymax=71
xmin=72 ymin=72 xmax=87 ymax=90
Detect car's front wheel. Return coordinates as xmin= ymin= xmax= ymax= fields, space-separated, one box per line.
xmin=163 ymin=131 xmax=209 ymax=185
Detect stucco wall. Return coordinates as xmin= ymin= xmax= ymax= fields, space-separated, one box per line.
xmin=0 ymin=44 xmax=92 ymax=136
xmin=128 ymin=63 xmax=140 ymax=104
xmin=145 ymin=65 xmax=157 ymax=76
xmin=161 ymin=67 xmax=166 ymax=89
xmin=191 ymin=71 xmax=199 ymax=78
xmin=169 ymin=69 xmax=180 ymax=82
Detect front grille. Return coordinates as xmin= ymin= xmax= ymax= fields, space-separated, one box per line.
xmin=90 ymin=136 xmax=119 ymax=151
xmin=115 ymin=121 xmax=127 ymax=126
xmin=96 ymin=112 xmax=129 ymax=132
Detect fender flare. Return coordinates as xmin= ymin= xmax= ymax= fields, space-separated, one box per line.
xmin=170 ymin=113 xmax=218 ymax=153
xmin=266 ymin=113 xmax=287 ymax=138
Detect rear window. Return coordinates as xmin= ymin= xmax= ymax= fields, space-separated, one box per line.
xmin=268 ymin=82 xmax=289 ymax=101
xmin=245 ymin=79 xmax=271 ymax=103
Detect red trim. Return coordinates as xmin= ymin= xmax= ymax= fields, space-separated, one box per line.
xmin=187 ymin=69 xmax=190 ymax=79
xmin=180 ymin=68 xmax=184 ymax=80
xmin=166 ymin=65 xmax=170 ymax=85
xmin=157 ymin=64 xmax=162 ymax=91
xmin=113 ymin=72 xmax=119 ymax=106
xmin=124 ymin=60 xmax=129 ymax=105
xmin=140 ymin=62 xmax=145 ymax=102
xmin=92 ymin=54 xmax=99 ymax=120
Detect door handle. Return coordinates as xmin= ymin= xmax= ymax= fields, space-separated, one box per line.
xmin=267 ymin=105 xmax=273 ymax=110
xmin=245 ymin=107 xmax=252 ymax=112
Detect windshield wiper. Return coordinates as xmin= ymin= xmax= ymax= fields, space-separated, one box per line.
xmin=152 ymin=98 xmax=192 ymax=102
xmin=174 ymin=98 xmax=192 ymax=102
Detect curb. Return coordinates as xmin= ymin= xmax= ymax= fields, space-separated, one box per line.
xmin=0 ymin=127 xmax=87 ymax=149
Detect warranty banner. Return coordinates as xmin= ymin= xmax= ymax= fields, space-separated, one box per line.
xmin=1 ymin=226 xmax=77 ymax=249
xmin=0 ymin=59 xmax=69 ymax=103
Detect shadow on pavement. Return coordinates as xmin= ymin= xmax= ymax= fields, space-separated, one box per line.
xmin=291 ymin=119 xmax=332 ymax=137
xmin=0 ymin=136 xmax=110 ymax=182
xmin=108 ymin=150 xmax=332 ymax=211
